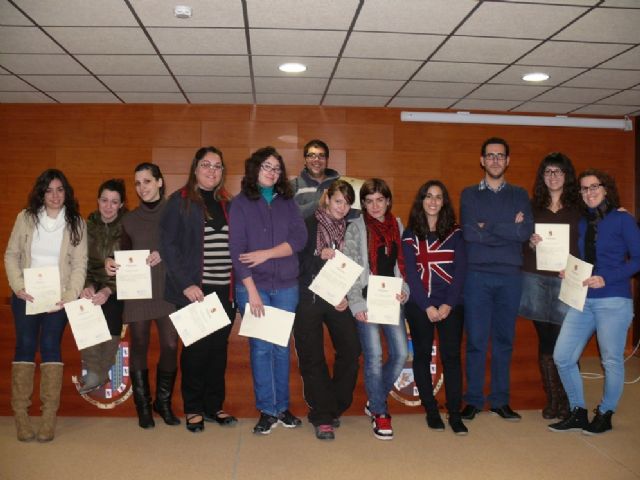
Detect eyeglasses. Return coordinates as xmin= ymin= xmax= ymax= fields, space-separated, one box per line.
xmin=580 ymin=183 xmax=603 ymax=194
xmin=260 ymin=163 xmax=282 ymax=175
xmin=199 ymin=161 xmax=224 ymax=171
xmin=484 ymin=153 xmax=507 ymax=162
xmin=544 ymin=169 xmax=565 ymax=178
xmin=305 ymin=153 xmax=327 ymax=160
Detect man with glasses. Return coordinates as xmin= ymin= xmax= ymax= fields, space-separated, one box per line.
xmin=291 ymin=139 xmax=342 ymax=218
xmin=460 ymin=137 xmax=533 ymax=424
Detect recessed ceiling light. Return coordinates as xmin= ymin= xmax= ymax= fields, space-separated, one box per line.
xmin=174 ymin=5 xmax=192 ymax=19
xmin=279 ymin=63 xmax=307 ymax=73
xmin=522 ymin=72 xmax=549 ymax=82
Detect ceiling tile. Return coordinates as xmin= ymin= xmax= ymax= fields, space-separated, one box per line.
xmin=131 ymin=0 xmax=245 ymax=27
xmin=388 ymin=97 xmax=454 ymax=108
xmin=529 ymin=1 xmax=598 ymax=4
xmin=355 ymin=0 xmax=477 ymax=34
xmin=328 ymin=79 xmax=403 ymax=96
xmin=256 ymin=94 xmax=322 ymax=105
xmin=50 ymin=92 xmax=120 ymax=103
xmin=343 ymin=32 xmax=443 ymax=60
xmin=16 ymin=0 xmax=136 ymax=26
xmin=149 ymin=28 xmax=247 ymax=55
xmin=0 ymin=1 xmax=32 ymax=25
xmin=187 ymin=92 xmax=253 ymax=103
xmin=415 ymin=62 xmax=504 ymax=83
xmin=572 ymin=104 xmax=637 ymax=115
xmin=518 ymin=41 xmax=630 ymax=68
xmin=0 ymin=91 xmax=53 ymax=102
xmin=118 ymin=92 xmax=186 ymax=103
xmin=0 ymin=66 xmax=10 ymax=74
xmin=177 ymin=76 xmax=252 ymax=93
xmin=323 ymin=95 xmax=388 ymax=107
xmin=490 ymin=65 xmax=586 ymax=85
xmin=564 ymin=69 xmax=640 ymax=89
xmin=399 ymin=81 xmax=478 ymax=98
xmin=599 ymin=46 xmax=640 ymax=69
xmin=458 ymin=3 xmax=587 ymax=39
xmin=20 ymin=75 xmax=107 ymax=92
xmin=335 ymin=58 xmax=421 ymax=80
xmin=165 ymin=55 xmax=250 ymax=76
xmin=555 ymin=8 xmax=640 ymax=43
xmin=247 ymin=0 xmax=359 ymax=29
xmin=253 ymin=56 xmax=335 ymax=77
xmin=99 ymin=75 xmax=179 ymax=92
xmin=468 ymin=84 xmax=550 ymax=100
xmin=512 ymin=102 xmax=584 ymax=114
xmin=0 ymin=75 xmax=35 ymax=91
xmin=601 ymin=0 xmax=640 ymax=6
xmin=0 ymin=26 xmax=63 ymax=53
xmin=596 ymin=90 xmax=640 ymax=105
xmin=535 ymin=86 xmax=618 ymax=102
xmin=0 ymin=53 xmax=86 ymax=74
xmin=250 ymin=30 xmax=346 ymax=56
xmin=45 ymin=27 xmax=155 ymax=54
xmin=76 ymin=55 xmax=168 ymax=75
xmin=452 ymin=99 xmax=523 ymax=111
xmin=255 ymin=77 xmax=327 ymax=94
xmin=434 ymin=37 xmax=539 ymax=64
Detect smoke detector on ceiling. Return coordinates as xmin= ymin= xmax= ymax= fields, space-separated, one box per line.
xmin=174 ymin=5 xmax=192 ymax=19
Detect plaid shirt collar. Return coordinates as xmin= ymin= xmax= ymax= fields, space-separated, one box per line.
xmin=478 ymin=178 xmax=506 ymax=193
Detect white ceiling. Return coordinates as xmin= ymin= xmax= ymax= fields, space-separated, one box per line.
xmin=0 ymin=0 xmax=638 ymax=116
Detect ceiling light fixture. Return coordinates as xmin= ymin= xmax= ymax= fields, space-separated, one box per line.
xmin=174 ymin=5 xmax=192 ymax=19
xmin=278 ymin=63 xmax=307 ymax=73
xmin=522 ymin=72 xmax=550 ymax=82
xmin=400 ymin=111 xmax=633 ymax=131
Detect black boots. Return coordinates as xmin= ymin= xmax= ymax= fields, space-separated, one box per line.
xmin=548 ymin=406 xmax=588 ymax=432
xmin=131 ymin=369 xmax=155 ymax=429
xmin=583 ymin=407 xmax=613 ymax=435
xmin=539 ymin=354 xmax=570 ymax=420
xmin=152 ymin=368 xmax=180 ymax=426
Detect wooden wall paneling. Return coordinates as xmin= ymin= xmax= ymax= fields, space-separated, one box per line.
xmin=201 ymin=121 xmax=299 ymax=150
xmin=298 ymin=123 xmax=394 ymax=151
xmin=103 ymin=120 xmax=201 ymax=147
xmin=255 ymin=105 xmax=347 ymax=124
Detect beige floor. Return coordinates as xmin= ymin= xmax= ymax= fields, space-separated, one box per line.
xmin=2 ymin=357 xmax=639 ymax=480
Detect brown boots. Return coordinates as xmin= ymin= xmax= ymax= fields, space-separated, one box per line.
xmin=539 ymin=354 xmax=569 ymax=420
xmin=38 ymin=362 xmax=64 ymax=442
xmin=79 ymin=335 xmax=120 ymax=394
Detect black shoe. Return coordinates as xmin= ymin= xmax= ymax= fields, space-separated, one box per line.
xmin=185 ymin=414 xmax=204 ymax=433
xmin=448 ymin=413 xmax=468 ymax=436
xmin=426 ymin=410 xmax=445 ymax=431
xmin=131 ymin=369 xmax=155 ymax=429
xmin=314 ymin=424 xmax=335 ymax=440
xmin=253 ymin=412 xmax=278 ymax=435
xmin=153 ymin=368 xmax=180 ymax=426
xmin=582 ymin=407 xmax=613 ymax=436
xmin=277 ymin=409 xmax=302 ymax=428
xmin=489 ymin=405 xmax=521 ymax=422
xmin=204 ymin=410 xmax=238 ymax=426
xmin=461 ymin=405 xmax=481 ymax=420
xmin=548 ymin=406 xmax=589 ymax=432
xmin=332 ymin=417 xmax=341 ymax=428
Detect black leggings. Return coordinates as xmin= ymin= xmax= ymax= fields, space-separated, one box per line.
xmin=128 ymin=316 xmax=178 ymax=372
xmin=533 ymin=321 xmax=562 ymax=356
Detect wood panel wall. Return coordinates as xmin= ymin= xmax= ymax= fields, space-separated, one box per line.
xmin=0 ymin=104 xmax=636 ymax=418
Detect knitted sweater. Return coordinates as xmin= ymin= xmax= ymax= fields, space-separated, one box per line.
xmin=291 ymin=168 xmax=341 ymax=218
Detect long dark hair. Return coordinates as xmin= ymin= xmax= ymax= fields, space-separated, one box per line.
xmin=407 ymin=180 xmax=457 ymax=241
xmin=578 ymin=168 xmax=620 ymax=209
xmin=26 ymin=169 xmax=83 ymax=246
xmin=182 ymin=146 xmax=231 ymax=214
xmin=134 ymin=162 xmax=165 ymax=199
xmin=532 ymin=152 xmax=580 ymax=210
xmin=241 ymin=146 xmax=293 ymax=200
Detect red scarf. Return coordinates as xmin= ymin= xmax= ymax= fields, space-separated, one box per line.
xmin=364 ymin=211 xmax=406 ymax=279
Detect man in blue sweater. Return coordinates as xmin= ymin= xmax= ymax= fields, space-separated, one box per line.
xmin=460 ymin=137 xmax=533 ymax=422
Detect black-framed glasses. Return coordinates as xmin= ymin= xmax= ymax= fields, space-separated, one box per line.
xmin=260 ymin=163 xmax=282 ymax=175
xmin=484 ymin=153 xmax=507 ymax=162
xmin=580 ymin=183 xmax=603 ymax=194
xmin=544 ymin=168 xmax=565 ymax=178
xmin=305 ymin=153 xmax=327 ymax=160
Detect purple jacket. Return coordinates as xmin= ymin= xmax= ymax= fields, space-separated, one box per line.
xmin=229 ymin=192 xmax=307 ymax=290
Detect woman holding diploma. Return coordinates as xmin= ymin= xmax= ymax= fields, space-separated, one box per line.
xmin=106 ymin=163 xmax=178 ymax=429
xmin=550 ymin=169 xmax=640 ymax=435
xmin=5 ymin=169 xmax=87 ymax=442
xmin=344 ymin=178 xmax=409 ymax=441
xmin=519 ymin=153 xmax=581 ymax=420
xmin=78 ymin=178 xmax=127 ymax=394
xmin=160 ymin=146 xmax=237 ymax=433
xmin=229 ymin=146 xmax=307 ymax=435
xmin=402 ymin=180 xmax=467 ymax=435
xmin=293 ymin=179 xmax=361 ymax=440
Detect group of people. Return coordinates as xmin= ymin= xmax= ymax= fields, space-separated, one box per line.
xmin=5 ymin=136 xmax=639 ymax=444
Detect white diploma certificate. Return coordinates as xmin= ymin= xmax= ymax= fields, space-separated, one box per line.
xmin=340 ymin=176 xmax=365 ymax=210
xmin=238 ymin=305 xmax=295 ymax=347
xmin=64 ymin=298 xmax=111 ymax=350
xmin=559 ymin=254 xmax=593 ymax=312
xmin=115 ymin=250 xmax=152 ymax=300
xmin=23 ymin=266 xmax=61 ymax=315
xmin=169 ymin=292 xmax=231 ymax=347
xmin=535 ymin=223 xmax=570 ymax=272
xmin=309 ymin=250 xmax=364 ymax=307
xmin=366 ymin=275 xmax=403 ymax=325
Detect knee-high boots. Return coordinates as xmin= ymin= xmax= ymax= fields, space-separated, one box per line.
xmin=153 ymin=367 xmax=180 ymax=426
xmin=539 ymin=354 xmax=569 ymax=420
xmin=38 ymin=362 xmax=63 ymax=442
xmin=131 ymin=369 xmax=155 ymax=429
xmin=11 ymin=362 xmax=36 ymax=442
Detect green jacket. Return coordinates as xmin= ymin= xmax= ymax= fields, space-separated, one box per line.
xmin=85 ymin=210 xmax=125 ymax=293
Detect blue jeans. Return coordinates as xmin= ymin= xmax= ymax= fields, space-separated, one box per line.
xmin=12 ymin=295 xmax=68 ymax=362
xmin=554 ymin=297 xmax=633 ymax=413
xmin=463 ymin=271 xmax=522 ymax=408
xmin=235 ymin=284 xmax=299 ymax=417
xmin=357 ymin=316 xmax=408 ymax=415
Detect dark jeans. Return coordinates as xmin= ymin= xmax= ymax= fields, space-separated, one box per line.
xmin=12 ymin=294 xmax=68 ymax=362
xmin=102 ymin=295 xmax=124 ymax=336
xmin=293 ymin=291 xmax=361 ymax=426
xmin=405 ymin=301 xmax=464 ymax=414
xmin=180 ymin=285 xmax=236 ymax=415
